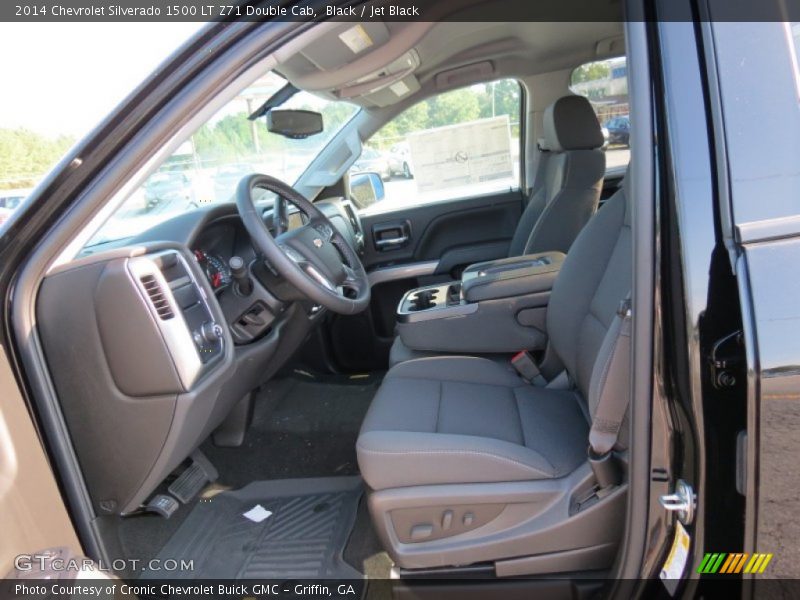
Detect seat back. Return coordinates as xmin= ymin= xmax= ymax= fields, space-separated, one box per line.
xmin=546 ymin=165 xmax=632 ymax=402
xmin=508 ymin=95 xmax=606 ymax=257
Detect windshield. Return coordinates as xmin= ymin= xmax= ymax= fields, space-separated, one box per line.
xmin=87 ymin=72 xmax=358 ymax=246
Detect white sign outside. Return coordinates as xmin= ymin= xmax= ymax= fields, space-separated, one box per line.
xmin=406 ymin=115 xmax=514 ymax=194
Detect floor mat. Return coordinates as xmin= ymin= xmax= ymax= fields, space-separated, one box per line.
xmin=202 ymin=372 xmax=382 ymax=488
xmin=344 ymin=496 xmax=393 ymax=579
xmin=143 ymin=477 xmax=363 ymax=579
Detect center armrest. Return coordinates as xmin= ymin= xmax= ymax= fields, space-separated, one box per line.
xmin=461 ymin=252 xmax=566 ymax=302
xmin=393 ymin=252 xmax=565 ymax=354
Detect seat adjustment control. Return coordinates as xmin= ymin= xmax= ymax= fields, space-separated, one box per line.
xmin=442 ymin=510 xmax=453 ymax=530
xmin=410 ymin=524 xmax=434 ymax=540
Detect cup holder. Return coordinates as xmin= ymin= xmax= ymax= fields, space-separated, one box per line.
xmin=408 ymin=289 xmax=439 ymax=311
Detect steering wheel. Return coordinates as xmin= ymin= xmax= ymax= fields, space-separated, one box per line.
xmin=235 ymin=174 xmax=370 ymax=315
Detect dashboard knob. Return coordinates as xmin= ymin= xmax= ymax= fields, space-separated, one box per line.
xmin=229 ymin=256 xmax=246 ymax=277
xmin=200 ymin=321 xmax=223 ymax=344
xmin=229 ymin=255 xmax=253 ymax=296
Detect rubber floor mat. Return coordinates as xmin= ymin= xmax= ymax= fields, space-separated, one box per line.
xmin=143 ymin=477 xmax=363 ymax=579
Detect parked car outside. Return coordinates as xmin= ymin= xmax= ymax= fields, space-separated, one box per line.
xmin=0 ymin=188 xmax=31 ymax=226
xmin=604 ymin=115 xmax=631 ymax=146
xmin=350 ymin=146 xmax=392 ymax=181
xmin=142 ymin=171 xmax=196 ymax=210
xmin=387 ymin=142 xmax=414 ymax=178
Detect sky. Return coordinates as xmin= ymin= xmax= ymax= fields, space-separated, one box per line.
xmin=0 ymin=22 xmax=203 ymax=139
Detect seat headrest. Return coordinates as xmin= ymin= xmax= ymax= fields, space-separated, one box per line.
xmin=542 ymin=95 xmax=604 ymax=152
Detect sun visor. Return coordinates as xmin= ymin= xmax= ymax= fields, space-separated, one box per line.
xmin=360 ymin=74 xmax=421 ymax=107
xmin=334 ymin=50 xmax=420 ymax=100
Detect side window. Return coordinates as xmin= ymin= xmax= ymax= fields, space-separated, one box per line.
xmin=352 ymin=79 xmax=521 ymax=212
xmin=570 ymin=57 xmax=630 ymax=172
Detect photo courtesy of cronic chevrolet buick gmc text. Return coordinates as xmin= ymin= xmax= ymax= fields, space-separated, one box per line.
xmin=1 ymin=2 xmax=799 ymax=599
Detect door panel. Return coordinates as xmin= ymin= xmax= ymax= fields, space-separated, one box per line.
xmin=360 ymin=189 xmax=523 ymax=271
xmin=0 ymin=345 xmax=82 ymax=575
xmin=328 ymin=189 xmax=523 ymax=371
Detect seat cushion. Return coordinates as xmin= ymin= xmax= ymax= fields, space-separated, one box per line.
xmin=388 ymin=336 xmax=513 ymax=369
xmin=357 ymin=357 xmax=590 ymax=490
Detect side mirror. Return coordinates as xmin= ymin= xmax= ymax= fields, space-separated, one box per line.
xmin=349 ymin=172 xmax=385 ymax=209
xmin=266 ymin=109 xmax=323 ymax=139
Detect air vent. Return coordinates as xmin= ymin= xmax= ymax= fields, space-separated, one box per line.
xmin=140 ymin=274 xmax=174 ymax=320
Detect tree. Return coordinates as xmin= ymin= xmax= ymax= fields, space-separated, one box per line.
xmin=373 ymin=101 xmax=429 ymax=147
xmin=0 ymin=128 xmax=76 ymax=190
xmin=571 ymin=61 xmax=610 ymax=84
xmin=426 ymin=88 xmax=480 ymax=128
xmin=478 ymin=79 xmax=521 ymax=120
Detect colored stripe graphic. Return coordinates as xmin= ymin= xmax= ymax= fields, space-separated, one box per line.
xmin=697 ymin=553 xmax=713 ymax=573
xmin=699 ymin=552 xmax=773 ymax=574
xmin=744 ymin=554 xmax=760 ymax=573
xmin=720 ymin=554 xmax=737 ymax=573
xmin=711 ymin=553 xmax=726 ymax=573
xmin=757 ymin=554 xmax=773 ymax=573
xmin=734 ymin=553 xmax=750 ymax=573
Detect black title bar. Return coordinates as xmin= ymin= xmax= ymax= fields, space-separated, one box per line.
xmin=2 ymin=0 xmax=798 ymax=22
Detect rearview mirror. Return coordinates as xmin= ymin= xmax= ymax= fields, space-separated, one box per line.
xmin=349 ymin=172 xmax=385 ymax=209
xmin=266 ymin=109 xmax=323 ymax=139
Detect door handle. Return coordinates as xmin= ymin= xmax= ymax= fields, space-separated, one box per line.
xmin=375 ymin=235 xmax=409 ymax=250
xmin=372 ymin=220 xmax=411 ymax=251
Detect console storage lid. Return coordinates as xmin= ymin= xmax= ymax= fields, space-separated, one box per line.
xmin=461 ymin=252 xmax=565 ymax=303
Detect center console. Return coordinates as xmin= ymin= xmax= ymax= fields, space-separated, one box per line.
xmin=396 ymin=252 xmax=565 ymax=354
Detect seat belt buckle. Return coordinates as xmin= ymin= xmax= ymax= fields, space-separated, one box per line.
xmin=617 ymin=298 xmax=632 ymax=319
xmin=511 ymin=351 xmax=542 ymax=383
xmin=588 ymin=446 xmax=621 ymax=490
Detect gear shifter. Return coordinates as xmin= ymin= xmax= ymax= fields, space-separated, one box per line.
xmin=229 ymin=256 xmax=252 ymax=296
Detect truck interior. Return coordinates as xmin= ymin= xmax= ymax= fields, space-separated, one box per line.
xmin=15 ymin=6 xmax=655 ymax=592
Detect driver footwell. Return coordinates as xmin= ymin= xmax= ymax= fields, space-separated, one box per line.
xmin=142 ymin=476 xmax=363 ymax=579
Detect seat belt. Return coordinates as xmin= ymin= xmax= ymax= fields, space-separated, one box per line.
xmin=511 ymin=351 xmax=547 ymax=386
xmin=587 ymin=295 xmax=632 ymax=490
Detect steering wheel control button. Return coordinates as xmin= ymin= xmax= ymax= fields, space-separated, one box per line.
xmin=314 ymin=222 xmax=334 ymax=241
xmin=281 ymin=245 xmax=306 ymax=263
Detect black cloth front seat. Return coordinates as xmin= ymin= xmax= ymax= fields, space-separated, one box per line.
xmin=508 ymin=94 xmax=605 ymax=257
xmin=356 ymin=168 xmax=632 ymax=571
xmin=389 ymin=94 xmax=605 ymax=368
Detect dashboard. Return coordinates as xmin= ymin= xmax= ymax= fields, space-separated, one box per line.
xmin=38 ymin=193 xmax=366 ymax=516
xmin=134 ymin=197 xmax=364 ymax=295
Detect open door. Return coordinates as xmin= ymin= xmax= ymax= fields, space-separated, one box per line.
xmin=0 ymin=345 xmax=82 ymax=577
xmin=705 ymin=15 xmax=800 ymax=583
